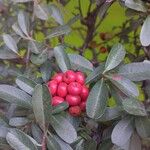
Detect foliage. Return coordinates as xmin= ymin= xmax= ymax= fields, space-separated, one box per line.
xmin=0 ymin=0 xmax=150 ymax=150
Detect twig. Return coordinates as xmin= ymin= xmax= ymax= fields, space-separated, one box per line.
xmin=87 ymin=1 xmax=92 ymax=13
xmin=42 ymin=134 xmax=46 ymax=150
xmin=78 ymin=0 xmax=83 ymax=17
xmin=25 ymin=6 xmax=35 ymax=70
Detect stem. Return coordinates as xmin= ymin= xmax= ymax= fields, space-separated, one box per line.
xmin=42 ymin=134 xmax=47 ymax=150
xmin=25 ymin=7 xmax=35 ymax=70
xmin=78 ymin=0 xmax=83 ymax=17
xmin=87 ymin=1 xmax=92 ymax=14
xmin=25 ymin=47 xmax=30 ymax=69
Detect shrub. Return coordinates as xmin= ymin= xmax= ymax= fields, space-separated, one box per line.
xmin=0 ymin=0 xmax=150 ymax=150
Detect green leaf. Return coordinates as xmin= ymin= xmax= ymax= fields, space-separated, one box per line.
xmin=46 ymin=25 xmax=71 ymax=39
xmin=104 ymin=43 xmax=126 ymax=72
xmin=31 ymin=124 xmax=42 ymax=144
xmin=86 ymin=63 xmax=105 ymax=84
xmin=86 ymin=79 xmax=108 ymax=119
xmin=0 ymin=127 xmax=9 ymax=138
xmin=18 ymin=11 xmax=30 ymax=36
xmin=0 ymin=138 xmax=11 ymax=149
xmin=140 ymin=15 xmax=150 ymax=46
xmin=144 ymin=80 xmax=150 ymax=99
xmin=0 ymin=85 xmax=32 ymax=109
xmin=0 ymin=45 xmax=18 ymax=59
xmin=32 ymin=84 xmax=52 ymax=129
xmin=54 ymin=45 xmax=71 ymax=72
xmin=135 ymin=117 xmax=150 ymax=138
xmin=40 ymin=60 xmax=53 ymax=82
xmin=68 ymin=54 xmax=94 ymax=73
xmin=129 ymin=132 xmax=141 ymax=150
xmin=0 ymin=65 xmax=22 ymax=77
xmin=64 ymin=113 xmax=81 ymax=129
xmin=50 ymin=114 xmax=77 ymax=143
xmin=30 ymin=49 xmax=48 ymax=65
xmin=108 ymin=74 xmax=139 ymax=97
xmin=11 ymin=0 xmax=32 ymax=2
xmin=3 ymin=34 xmax=18 ymax=54
xmin=16 ymin=76 xmax=37 ymax=95
xmin=97 ymin=107 xmax=122 ymax=122
xmin=125 ymin=0 xmax=147 ymax=12
xmin=52 ymin=135 xmax=73 ymax=150
xmin=28 ymin=41 xmax=43 ymax=54
xmin=49 ymin=4 xmax=64 ymax=25
xmin=0 ymin=115 xmax=9 ymax=127
xmin=110 ymin=85 xmax=125 ymax=105
xmin=111 ymin=117 xmax=134 ymax=147
xmin=9 ymin=117 xmax=29 ymax=127
xmin=122 ymin=98 xmax=147 ymax=116
xmin=75 ymin=139 xmax=84 ymax=150
xmin=12 ymin=23 xmax=25 ymax=38
xmin=118 ymin=61 xmax=150 ymax=81
xmin=98 ymin=3 xmax=111 ymax=20
xmin=120 ymin=139 xmax=130 ymax=150
xmin=47 ymin=134 xmax=61 ymax=150
xmin=52 ymin=102 xmax=69 ymax=114
xmin=125 ymin=9 xmax=140 ymax=17
xmin=98 ymin=139 xmax=112 ymax=150
xmin=6 ymin=129 xmax=38 ymax=150
xmin=84 ymin=139 xmax=97 ymax=150
xmin=34 ymin=4 xmax=49 ymax=20
xmin=26 ymin=135 xmax=42 ymax=147
xmin=67 ymin=15 xmax=80 ymax=26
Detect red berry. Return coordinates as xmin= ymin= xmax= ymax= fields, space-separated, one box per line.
xmin=79 ymin=101 xmax=86 ymax=111
xmin=69 ymin=106 xmax=81 ymax=116
xmin=66 ymin=95 xmax=81 ymax=106
xmin=63 ymin=70 xmax=76 ymax=84
xmin=57 ymin=82 xmax=68 ymax=97
xmin=76 ymin=72 xmax=85 ymax=85
xmin=99 ymin=33 xmax=106 ymax=41
xmin=88 ymin=41 xmax=98 ymax=49
xmin=100 ymin=47 xmax=107 ymax=53
xmin=52 ymin=73 xmax=63 ymax=83
xmin=68 ymin=82 xmax=82 ymax=95
xmin=81 ymin=85 xmax=89 ymax=101
xmin=48 ymin=80 xmax=58 ymax=95
xmin=52 ymin=96 xmax=64 ymax=106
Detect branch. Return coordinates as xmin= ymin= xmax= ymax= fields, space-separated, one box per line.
xmin=79 ymin=1 xmax=114 ymax=54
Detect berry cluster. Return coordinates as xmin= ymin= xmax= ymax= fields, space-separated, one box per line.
xmin=47 ymin=70 xmax=89 ymax=116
